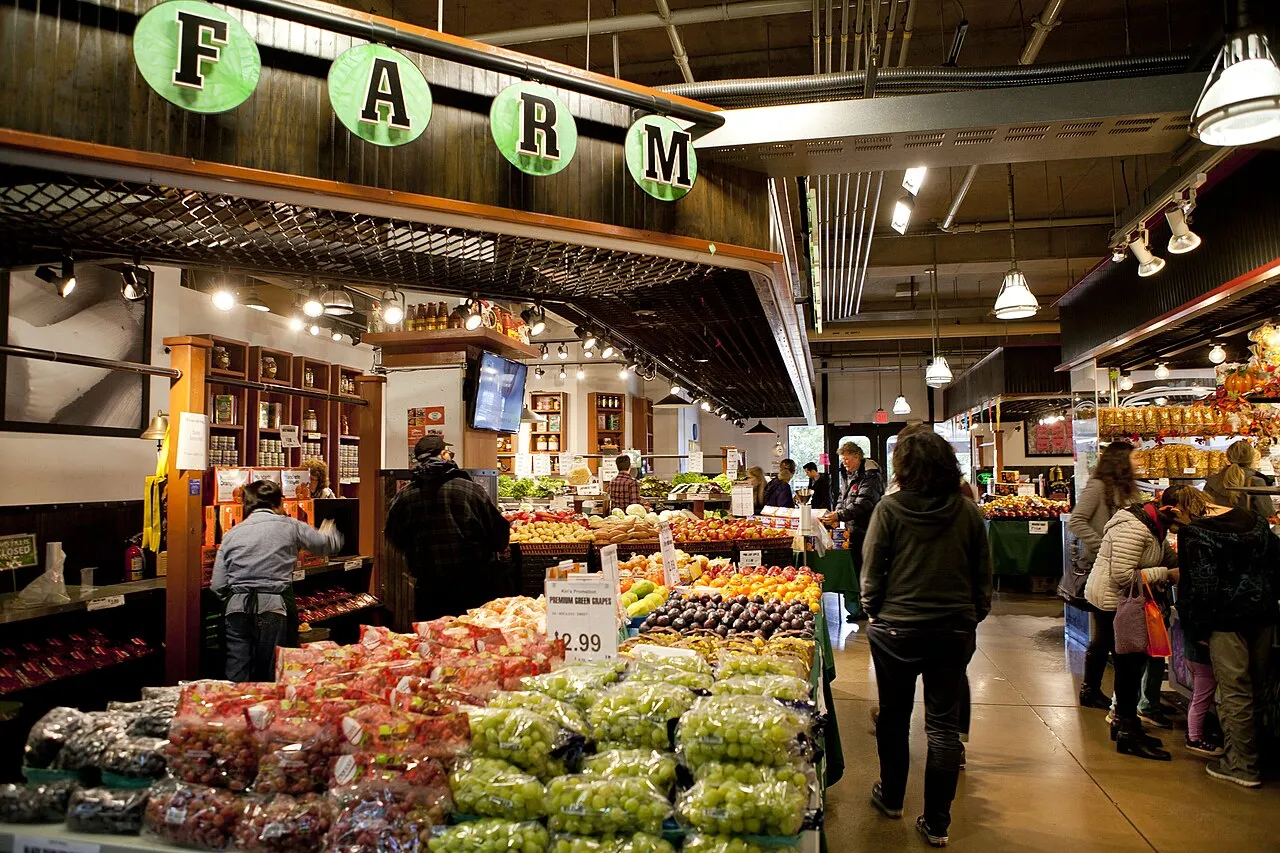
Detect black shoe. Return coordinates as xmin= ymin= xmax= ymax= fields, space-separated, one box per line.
xmin=958 ymin=744 xmax=966 ymax=770
xmin=871 ymin=782 xmax=903 ymax=819
xmin=1184 ymin=737 xmax=1225 ymax=758
xmin=1116 ymin=729 xmax=1171 ymax=761
xmin=1139 ymin=710 xmax=1173 ymax=729
xmin=846 ymin=613 xmax=860 ymax=623
xmin=1079 ymin=687 xmax=1111 ymax=710
xmin=916 ymin=815 xmax=949 ymax=847
xmin=1111 ymin=717 xmax=1164 ymax=749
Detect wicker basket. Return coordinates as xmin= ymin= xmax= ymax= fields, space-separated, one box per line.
xmin=512 ymin=542 xmax=591 ymax=596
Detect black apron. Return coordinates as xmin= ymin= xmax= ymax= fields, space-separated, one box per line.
xmin=226 ymin=583 xmax=299 ymax=648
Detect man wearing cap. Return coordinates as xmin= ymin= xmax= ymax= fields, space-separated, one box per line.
xmin=385 ymin=435 xmax=512 ymax=620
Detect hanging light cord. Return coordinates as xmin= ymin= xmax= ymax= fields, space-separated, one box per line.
xmin=1007 ymin=163 xmax=1018 ymax=269
xmin=897 ymin=340 xmax=904 ymax=395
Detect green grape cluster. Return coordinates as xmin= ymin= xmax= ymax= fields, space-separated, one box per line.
xmin=682 ymin=834 xmax=800 ymax=853
xmin=544 ymin=775 xmax=671 ymax=836
xmin=714 ymin=653 xmax=807 ymax=680
xmin=677 ymin=779 xmax=806 ymax=837
xmin=676 ymin=696 xmax=810 ymax=768
xmin=522 ymin=662 xmax=625 ymax=710
xmin=428 ymin=819 xmax=550 ymax=853
xmin=587 ymin=683 xmax=695 ymax=751
xmin=692 ymin=761 xmax=813 ymax=796
xmin=549 ymin=833 xmax=675 ymax=853
xmin=490 ymin=691 xmax=592 ymax=736
xmin=449 ymin=757 xmax=546 ymax=820
xmin=624 ymin=664 xmax=714 ymax=692
xmin=626 ymin=648 xmax=712 ymax=675
xmin=467 ymin=707 xmax=570 ymax=778
xmin=580 ymin=749 xmax=678 ymax=792
xmin=710 ymin=674 xmax=812 ymax=703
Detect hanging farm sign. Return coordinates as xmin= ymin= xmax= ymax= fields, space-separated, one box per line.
xmin=133 ymin=0 xmax=261 ymax=113
xmin=328 ymin=44 xmax=433 ymax=147
xmin=131 ymin=1 xmax=695 ymax=197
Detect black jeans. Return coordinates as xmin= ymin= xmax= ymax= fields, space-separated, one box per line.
xmin=1083 ymin=606 xmax=1116 ymax=692
xmin=225 ymin=611 xmax=290 ymax=682
xmin=869 ymin=619 xmax=976 ymax=832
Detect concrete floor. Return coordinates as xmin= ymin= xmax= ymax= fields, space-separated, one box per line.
xmin=822 ymin=593 xmax=1280 ymax=852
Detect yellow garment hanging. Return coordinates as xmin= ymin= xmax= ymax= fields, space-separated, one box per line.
xmin=142 ymin=428 xmax=170 ymax=552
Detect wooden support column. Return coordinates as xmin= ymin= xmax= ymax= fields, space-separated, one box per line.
xmin=164 ymin=336 xmax=212 ymax=684
xmin=354 ymin=375 xmax=386 ymax=587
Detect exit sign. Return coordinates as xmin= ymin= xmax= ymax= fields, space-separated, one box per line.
xmin=873 ymin=408 xmax=889 ymax=424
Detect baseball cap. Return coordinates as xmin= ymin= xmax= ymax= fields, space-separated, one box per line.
xmin=414 ymin=434 xmax=453 ymax=460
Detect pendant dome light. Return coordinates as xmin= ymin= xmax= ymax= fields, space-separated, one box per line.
xmin=924 ymin=267 xmax=953 ymax=388
xmin=321 ymin=286 xmax=354 ymax=316
xmin=1154 ymin=363 xmax=1171 ymax=381
xmin=892 ymin=341 xmax=911 ymax=415
xmin=1193 ymin=29 xmax=1280 ymax=146
xmin=993 ymin=164 xmax=1040 ymax=320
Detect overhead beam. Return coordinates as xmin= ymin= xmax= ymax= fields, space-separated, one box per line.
xmin=811 ymin=321 xmax=1060 ymax=342
xmin=697 ymin=74 xmax=1203 ymax=176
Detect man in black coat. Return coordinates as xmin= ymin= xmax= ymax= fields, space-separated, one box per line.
xmin=385 ymin=435 xmax=512 ymax=621
xmin=803 ymin=462 xmax=831 ymax=510
xmin=823 ymin=442 xmax=886 ymax=622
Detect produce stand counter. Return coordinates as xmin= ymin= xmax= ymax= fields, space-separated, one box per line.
xmin=985 ymin=517 xmax=1064 ymax=577
xmin=795 ymin=550 xmax=857 ymax=597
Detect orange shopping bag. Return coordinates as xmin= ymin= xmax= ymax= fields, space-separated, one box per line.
xmin=1143 ymin=576 xmax=1172 ymax=657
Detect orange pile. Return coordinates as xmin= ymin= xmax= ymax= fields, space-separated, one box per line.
xmin=706 ymin=574 xmax=822 ymax=612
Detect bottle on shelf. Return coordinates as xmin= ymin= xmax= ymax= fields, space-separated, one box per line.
xmin=434 ymin=302 xmax=445 ymax=330
xmin=448 ymin=302 xmax=463 ymax=329
xmin=548 ymin=434 xmax=559 ymax=452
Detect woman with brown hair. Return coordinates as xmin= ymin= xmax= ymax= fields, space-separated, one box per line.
xmin=1068 ymin=441 xmax=1138 ymax=708
xmin=1205 ymin=439 xmax=1274 ymax=520
xmin=746 ymin=466 xmax=767 ymax=515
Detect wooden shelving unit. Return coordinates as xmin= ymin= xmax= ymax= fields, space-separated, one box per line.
xmin=587 ymin=392 xmax=626 ymax=473
xmin=496 ymin=432 xmax=516 ymax=475
xmin=530 ymin=390 xmax=566 ymax=470
xmin=331 ymin=365 xmax=363 ymax=493
xmin=247 ymin=346 xmax=297 ymax=467
xmin=203 ymin=335 xmax=250 ymax=467
xmin=292 ymin=356 xmax=331 ymax=473
xmin=363 ymin=328 xmax=539 ymax=365
xmin=632 ymin=396 xmax=654 ymax=457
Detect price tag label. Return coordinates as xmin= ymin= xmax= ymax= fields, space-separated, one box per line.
xmin=533 ymin=454 xmax=553 ymax=476
xmin=559 ymin=452 xmax=575 ymax=474
xmin=344 ymin=558 xmax=363 ymax=571
xmin=1183 ymin=467 xmax=1197 ymax=475
xmin=658 ymin=522 xmax=679 ymax=587
xmin=545 ymin=576 xmax=618 ymax=662
xmin=599 ymin=544 xmax=620 ymax=592
xmin=292 ymin=569 xmax=306 ymax=582
xmin=688 ymin=451 xmax=704 ymax=473
xmin=731 ymin=483 xmax=755 ymax=517
xmin=739 ymin=549 xmax=762 ymax=568
xmin=15 ymin=836 xmax=101 ymax=853
xmin=577 ymin=483 xmax=602 ymax=496
xmin=725 ymin=448 xmax=739 ymax=479
xmin=515 ymin=454 xmax=533 ymax=479
xmin=550 ymin=494 xmax=571 ymax=512
xmin=600 ymin=456 xmax=619 ymax=482
xmin=1156 ymin=478 xmax=1171 ymax=488
xmin=1016 ymin=484 xmax=1036 ymax=496
xmin=86 ymin=594 xmax=125 ymax=612
xmin=1029 ymin=521 xmax=1050 ymax=535
xmin=279 ymin=424 xmax=301 ymax=449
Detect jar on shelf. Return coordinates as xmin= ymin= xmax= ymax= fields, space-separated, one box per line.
xmin=213 ymin=346 xmax=231 ymax=370
xmin=548 ymin=435 xmax=560 ymax=452
xmin=536 ymin=435 xmax=548 ymax=452
xmin=304 ymin=409 xmax=318 ymax=432
xmin=262 ymin=356 xmax=277 ymax=380
xmin=304 ymin=367 xmax=315 ymax=388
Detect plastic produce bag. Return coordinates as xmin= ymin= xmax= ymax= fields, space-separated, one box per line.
xmin=544 ymin=775 xmax=671 ymax=836
xmin=676 ymin=779 xmax=807 ymax=837
xmin=466 ymin=707 xmax=583 ymax=779
xmin=682 ymin=835 xmax=800 ymax=853
xmin=690 ymin=761 xmax=815 ymax=797
xmin=710 ymin=674 xmax=812 ymax=704
xmin=0 ymin=780 xmax=76 ymax=823
xmin=51 ymin=712 xmax=131 ymax=774
xmin=11 ymin=542 xmax=70 ymax=610
xmin=622 ymin=662 xmax=714 ymax=692
xmin=387 ymin=677 xmax=484 ymax=717
xmin=24 ymin=707 xmax=92 ymax=768
xmin=330 ymin=752 xmax=448 ymax=791
xmin=488 ymin=691 xmax=590 ymax=736
xmin=624 ymin=645 xmax=712 ymax=674
xmin=428 ymin=818 xmax=550 ymax=853
xmin=520 ymin=661 xmax=626 ymax=710
xmin=339 ymin=705 xmax=470 ymax=761
xmin=548 ymin=834 xmax=675 ymax=853
xmin=676 ymin=696 xmax=812 ymax=768
xmin=325 ymin=782 xmax=450 ymax=853
xmin=448 ymin=757 xmax=545 ymax=820
xmin=587 ymin=682 xmax=696 ymax=751
xmin=99 ymin=735 xmax=168 ymax=781
xmin=714 ymin=652 xmax=807 ymax=681
xmin=167 ymin=681 xmax=281 ymax=791
xmin=252 ymin=713 xmax=340 ymax=796
xmin=235 ymin=793 xmax=335 ymax=853
xmin=65 ymin=786 xmax=149 ymax=834
xmin=579 ymin=749 xmax=677 ymax=793
xmin=109 ymin=698 xmax=178 ymax=738
xmin=143 ymin=778 xmax=245 ymax=850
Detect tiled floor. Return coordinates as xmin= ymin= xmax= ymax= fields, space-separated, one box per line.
xmin=823 ymin=593 xmax=1280 ymax=852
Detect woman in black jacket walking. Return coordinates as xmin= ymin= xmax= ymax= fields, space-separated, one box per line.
xmin=861 ymin=430 xmax=992 ymax=847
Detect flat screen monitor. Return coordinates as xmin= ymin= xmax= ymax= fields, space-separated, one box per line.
xmin=469 ymin=352 xmax=527 ymax=434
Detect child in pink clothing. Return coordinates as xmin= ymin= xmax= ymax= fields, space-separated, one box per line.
xmin=1183 ymin=629 xmax=1222 ymax=757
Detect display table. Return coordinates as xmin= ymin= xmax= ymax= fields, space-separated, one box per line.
xmin=986 ymin=518 xmax=1064 ymax=577
xmin=796 ymin=549 xmax=857 ymax=595
xmin=814 ymin=610 xmax=845 ymax=788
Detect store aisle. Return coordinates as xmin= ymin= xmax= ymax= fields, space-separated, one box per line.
xmin=822 ymin=594 xmax=1280 ymax=852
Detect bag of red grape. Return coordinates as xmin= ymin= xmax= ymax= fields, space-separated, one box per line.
xmin=167 ymin=683 xmax=278 ymax=792
xmin=329 ymin=752 xmax=448 ymax=790
xmin=234 ymin=793 xmax=334 ymax=853
xmin=324 ymin=780 xmax=451 ymax=853
xmin=338 ymin=705 xmax=469 ymax=760
xmin=249 ymin=708 xmax=342 ymax=796
xmin=143 ymin=778 xmax=246 ymax=850
xmin=412 ymin=617 xmax=506 ymax=652
xmin=387 ymin=677 xmax=484 ymax=716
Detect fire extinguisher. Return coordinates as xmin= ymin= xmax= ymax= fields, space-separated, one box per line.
xmin=125 ymin=534 xmax=145 ymax=581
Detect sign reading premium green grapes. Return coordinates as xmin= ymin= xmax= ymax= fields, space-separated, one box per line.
xmin=133 ymin=0 xmax=260 ymax=113
xmin=625 ymin=114 xmax=698 ymax=200
xmin=328 ymin=43 xmax=432 ymax=147
xmin=489 ymin=82 xmax=577 ymax=176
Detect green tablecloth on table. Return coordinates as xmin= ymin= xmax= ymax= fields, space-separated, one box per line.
xmin=796 ymin=549 xmax=858 ymax=594
xmin=986 ymin=518 xmax=1063 ymax=577
xmin=814 ymin=610 xmax=845 ymax=788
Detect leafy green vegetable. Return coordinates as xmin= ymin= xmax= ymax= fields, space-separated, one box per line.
xmin=672 ymin=472 xmax=710 ymax=485
xmin=711 ymin=474 xmax=733 ymax=492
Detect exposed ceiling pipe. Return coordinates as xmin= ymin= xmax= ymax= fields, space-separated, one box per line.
xmin=883 ymin=0 xmax=900 ymax=68
xmin=654 ymin=0 xmax=696 ymax=83
xmin=474 ymin=0 xmax=811 ymax=45
xmin=855 ymin=171 xmax=885 ymax=314
xmin=897 ymin=0 xmax=918 ymax=66
xmin=611 ymin=0 xmax=621 ymax=78
xmin=936 ymin=215 xmax=1113 ymax=234
xmin=824 ymin=0 xmax=834 ymax=73
xmin=865 ymin=0 xmax=881 ymax=71
xmin=852 ymin=0 xmax=865 ymax=72
xmin=839 ymin=0 xmax=851 ymax=71
xmin=811 ymin=0 xmax=821 ymax=75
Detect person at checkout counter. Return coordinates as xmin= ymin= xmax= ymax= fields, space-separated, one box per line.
xmin=304 ymin=458 xmax=337 ymax=499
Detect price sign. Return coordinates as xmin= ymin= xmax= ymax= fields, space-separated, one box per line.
xmin=599 ymin=543 xmax=620 ymax=592
xmin=725 ymin=447 xmax=739 ymax=479
xmin=688 ymin=451 xmax=704 ymax=473
xmin=577 ymin=483 xmax=602 ymax=496
xmin=292 ymin=569 xmax=306 ymax=582
xmin=739 ymin=549 xmax=762 ymax=568
xmin=559 ymin=452 xmax=575 ymax=474
xmin=279 ymin=424 xmax=302 ymax=449
xmin=175 ymin=412 xmax=209 ymax=470
xmin=731 ymin=483 xmax=754 ymax=517
xmin=1028 ymin=521 xmax=1050 ymax=535
xmin=515 ymin=454 xmax=533 ymax=479
xmin=1156 ymin=478 xmax=1171 ymax=488
xmin=344 ymin=558 xmax=363 ymax=571
xmin=1016 ymin=484 xmax=1036 ymax=496
xmin=86 ymin=594 xmax=125 ymax=612
xmin=545 ymin=576 xmax=618 ymax=662
xmin=15 ymin=837 xmax=101 ymax=853
xmin=658 ymin=522 xmax=680 ymax=586
xmin=550 ymin=494 xmax=571 ymax=512
xmin=533 ymin=454 xmax=553 ymax=476
xmin=600 ymin=456 xmax=619 ymax=482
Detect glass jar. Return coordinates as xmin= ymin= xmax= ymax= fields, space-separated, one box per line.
xmin=304 ymin=367 xmax=315 ymax=388
xmin=261 ymin=356 xmax=277 ymax=379
xmin=304 ymin=409 xmax=318 ymax=432
xmin=548 ymin=435 xmax=559 ymax=452
xmin=536 ymin=435 xmax=548 ymax=452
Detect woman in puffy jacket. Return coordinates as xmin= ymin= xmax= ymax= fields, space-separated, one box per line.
xmin=1084 ymin=499 xmax=1179 ymax=760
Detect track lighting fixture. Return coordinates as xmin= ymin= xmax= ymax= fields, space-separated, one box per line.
xmin=288 ymin=316 xmax=304 ymax=332
xmin=541 ymin=344 xmax=550 ymax=360
xmin=534 ymin=366 xmax=545 ymax=378
xmin=1129 ymin=231 xmax=1166 ymax=277
xmin=35 ymin=258 xmax=77 ymax=298
xmin=557 ymin=344 xmax=569 ymax=360
xmin=576 ymin=367 xmax=586 ymax=380
xmin=119 ymin=264 xmax=151 ymax=302
xmin=1209 ymin=343 xmax=1227 ymax=364
xmin=380 ymin=289 xmax=405 ymax=326
xmin=558 ymin=366 xmax=567 ymax=380
xmin=350 ymin=332 xmax=362 ymax=346
xmin=1165 ymin=203 xmax=1202 ymax=254
xmin=670 ymin=384 xmax=683 ymax=396
xmin=600 ymin=342 xmax=615 ymax=359
xmin=331 ymin=329 xmax=343 ymax=341
xmin=302 ymin=288 xmax=325 ymax=318
xmin=890 ymin=194 xmax=914 ymax=235
xmin=210 ymin=281 xmax=236 ymax=312
xmin=902 ymin=166 xmax=927 ymax=196
xmin=242 ymin=290 xmax=270 ymax=312
xmin=1119 ymin=372 xmax=1134 ymax=391
xmin=583 ymin=348 xmax=594 ymax=359
xmin=1154 ymin=363 xmax=1171 ymax=380
xmin=321 ymin=286 xmax=353 ymax=316
xmin=700 ymin=400 xmax=712 ymax=411
xmin=574 ymin=327 xmax=598 ymax=350
xmin=309 ymin=324 xmax=321 ymax=336
xmin=464 ymin=297 xmax=483 ymax=331
xmin=1111 ymin=246 xmax=1128 ymax=263
xmin=619 ymin=366 xmax=629 ymax=380
xmin=1193 ymin=30 xmax=1280 ymax=146
xmin=521 ymin=305 xmax=547 ymax=336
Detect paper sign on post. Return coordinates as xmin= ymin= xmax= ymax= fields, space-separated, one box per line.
xmin=725 ymin=448 xmax=739 ymax=479
xmin=600 ymin=456 xmax=619 ymax=482
xmin=658 ymin=522 xmax=680 ymax=587
xmin=1028 ymin=520 xmax=1050 ymax=535
xmin=739 ymin=549 xmax=762 ymax=568
xmin=515 ymin=454 xmax=533 ymax=479
xmin=599 ymin=543 xmax=620 ymax=592
xmin=175 ymin=412 xmax=209 ymax=470
xmin=577 ymin=483 xmax=602 ymax=496
xmin=279 ymin=425 xmax=301 ymax=449
xmin=688 ymin=451 xmax=704 ymax=473
xmin=545 ymin=576 xmax=618 ymax=662
xmin=533 ymin=454 xmax=552 ymax=476
xmin=731 ymin=483 xmax=754 ymax=517
xmin=1016 ymin=484 xmax=1036 ymax=497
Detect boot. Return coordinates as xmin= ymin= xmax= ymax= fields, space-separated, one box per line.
xmin=1114 ymin=717 xmax=1171 ymax=761
xmin=1079 ymin=686 xmax=1111 ymax=710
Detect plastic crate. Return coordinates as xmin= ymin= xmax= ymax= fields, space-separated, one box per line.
xmin=671 ymin=540 xmax=736 ymax=557
xmin=513 ymin=542 xmax=591 ymax=597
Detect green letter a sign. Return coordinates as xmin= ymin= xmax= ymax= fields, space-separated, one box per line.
xmin=329 ymin=44 xmax=433 ymax=146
